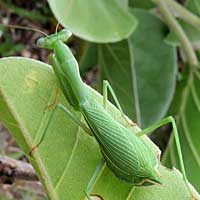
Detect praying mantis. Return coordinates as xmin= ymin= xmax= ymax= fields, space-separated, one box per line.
xmin=33 ymin=29 xmax=197 ymax=200
xmin=0 ymin=24 xmax=197 ymax=199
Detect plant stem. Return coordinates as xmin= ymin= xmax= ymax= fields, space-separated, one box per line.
xmin=0 ymin=156 xmax=38 ymax=181
xmin=165 ymin=0 xmax=200 ymax=31
xmin=152 ymin=0 xmax=198 ymax=66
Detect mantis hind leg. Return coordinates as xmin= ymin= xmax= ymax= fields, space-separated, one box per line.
xmin=85 ymin=159 xmax=105 ymax=200
xmin=137 ymin=116 xmax=196 ymax=199
xmin=30 ymin=103 xmax=92 ymax=156
xmin=103 ymin=80 xmax=136 ymax=126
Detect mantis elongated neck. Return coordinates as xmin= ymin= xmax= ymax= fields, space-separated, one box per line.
xmin=54 ymin=40 xmax=88 ymax=105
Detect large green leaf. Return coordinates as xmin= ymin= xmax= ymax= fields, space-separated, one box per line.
xmin=0 ymin=57 xmax=199 ymax=200
xmin=99 ymin=9 xmax=177 ymax=128
xmin=47 ymin=0 xmax=137 ymax=43
xmin=165 ymin=0 xmax=200 ymax=45
xmin=116 ymin=0 xmax=129 ymax=9
xmin=163 ymin=64 xmax=200 ymax=192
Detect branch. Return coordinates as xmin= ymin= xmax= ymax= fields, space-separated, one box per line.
xmin=0 ymin=156 xmax=38 ymax=183
xmin=165 ymin=0 xmax=200 ymax=31
xmin=152 ymin=0 xmax=198 ymax=66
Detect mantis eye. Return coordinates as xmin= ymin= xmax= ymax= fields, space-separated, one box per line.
xmin=36 ymin=37 xmax=45 ymax=48
xmin=60 ymin=29 xmax=72 ymax=40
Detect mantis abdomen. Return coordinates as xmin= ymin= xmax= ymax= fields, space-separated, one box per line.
xmin=81 ymin=98 xmax=160 ymax=185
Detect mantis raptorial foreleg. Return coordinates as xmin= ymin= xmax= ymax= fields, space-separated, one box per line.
xmin=56 ymin=104 xmax=92 ymax=134
xmin=46 ymin=87 xmax=60 ymax=109
xmin=137 ymin=116 xmax=193 ymax=197
xmin=85 ymin=159 xmax=105 ymax=200
xmin=103 ymin=80 xmax=136 ymax=126
xmin=30 ymin=103 xmax=92 ymax=155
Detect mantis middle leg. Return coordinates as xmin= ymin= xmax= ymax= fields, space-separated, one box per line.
xmin=103 ymin=80 xmax=136 ymax=126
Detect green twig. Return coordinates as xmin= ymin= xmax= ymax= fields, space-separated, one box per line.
xmin=152 ymin=0 xmax=198 ymax=66
xmin=165 ymin=0 xmax=200 ymax=31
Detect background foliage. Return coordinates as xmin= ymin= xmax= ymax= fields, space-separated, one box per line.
xmin=0 ymin=0 xmax=200 ymax=199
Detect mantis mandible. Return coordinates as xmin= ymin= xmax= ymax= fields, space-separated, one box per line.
xmin=32 ymin=29 xmax=198 ymax=200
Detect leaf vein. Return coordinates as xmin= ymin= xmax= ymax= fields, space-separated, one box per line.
xmin=55 ymin=119 xmax=82 ymax=190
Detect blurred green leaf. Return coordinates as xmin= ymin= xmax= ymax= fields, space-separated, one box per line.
xmin=116 ymin=0 xmax=129 ymax=9
xmin=1 ymin=196 xmax=10 ymax=200
xmin=0 ymin=43 xmax=24 ymax=57
xmin=7 ymin=152 xmax=24 ymax=159
xmin=78 ymin=42 xmax=98 ymax=75
xmin=0 ymin=57 xmax=199 ymax=199
xmin=99 ymin=9 xmax=177 ymax=128
xmin=163 ymin=64 xmax=200 ymax=192
xmin=129 ymin=0 xmax=155 ymax=9
xmin=165 ymin=0 xmax=200 ymax=45
xmin=47 ymin=0 xmax=137 ymax=43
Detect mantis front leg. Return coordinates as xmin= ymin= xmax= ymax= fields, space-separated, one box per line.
xmin=30 ymin=103 xmax=92 ymax=155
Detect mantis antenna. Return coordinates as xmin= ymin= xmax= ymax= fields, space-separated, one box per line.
xmin=0 ymin=23 xmax=48 ymax=36
xmin=55 ymin=23 xmax=60 ymax=34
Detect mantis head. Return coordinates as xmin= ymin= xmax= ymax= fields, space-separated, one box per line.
xmin=36 ymin=29 xmax=72 ymax=49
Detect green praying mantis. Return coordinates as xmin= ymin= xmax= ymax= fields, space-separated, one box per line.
xmin=33 ymin=29 xmax=197 ymax=200
xmin=0 ymin=24 xmax=197 ymax=200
